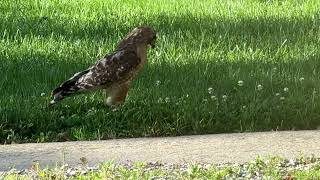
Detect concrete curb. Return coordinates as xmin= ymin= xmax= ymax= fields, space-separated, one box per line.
xmin=1 ymin=130 xmax=319 ymax=171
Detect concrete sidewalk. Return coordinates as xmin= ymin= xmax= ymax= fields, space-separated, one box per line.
xmin=1 ymin=130 xmax=319 ymax=171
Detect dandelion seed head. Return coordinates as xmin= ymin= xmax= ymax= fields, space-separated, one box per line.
xmin=237 ymin=80 xmax=244 ymax=87
xmin=208 ymin=87 xmax=214 ymax=94
xmin=155 ymin=80 xmax=161 ymax=86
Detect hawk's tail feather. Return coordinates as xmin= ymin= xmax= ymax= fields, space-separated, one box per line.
xmin=50 ymin=69 xmax=90 ymax=105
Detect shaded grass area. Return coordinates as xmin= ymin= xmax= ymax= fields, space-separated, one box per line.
xmin=1 ymin=0 xmax=320 ymax=143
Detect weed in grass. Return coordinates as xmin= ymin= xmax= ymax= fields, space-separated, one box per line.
xmin=2 ymin=156 xmax=320 ymax=179
xmin=1 ymin=0 xmax=320 ymax=142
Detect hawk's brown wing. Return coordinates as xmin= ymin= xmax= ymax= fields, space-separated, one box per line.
xmin=76 ymin=49 xmax=141 ymax=90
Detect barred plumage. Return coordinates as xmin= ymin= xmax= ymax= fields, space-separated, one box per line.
xmin=50 ymin=26 xmax=157 ymax=107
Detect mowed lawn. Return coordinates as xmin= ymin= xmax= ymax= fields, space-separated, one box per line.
xmin=1 ymin=0 xmax=320 ymax=143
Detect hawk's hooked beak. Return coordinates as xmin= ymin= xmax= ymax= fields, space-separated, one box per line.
xmin=149 ymin=34 xmax=156 ymax=49
xmin=150 ymin=40 xmax=156 ymax=49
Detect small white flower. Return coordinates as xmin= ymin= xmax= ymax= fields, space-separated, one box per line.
xmin=165 ymin=97 xmax=170 ymax=103
xmin=222 ymin=95 xmax=227 ymax=101
xmin=40 ymin=93 xmax=46 ymax=97
xmin=275 ymin=93 xmax=280 ymax=96
xmin=284 ymin=87 xmax=289 ymax=92
xmin=242 ymin=105 xmax=247 ymax=109
xmin=157 ymin=98 xmax=163 ymax=103
xmin=257 ymin=84 xmax=263 ymax=91
xmin=60 ymin=116 xmax=65 ymax=119
xmin=280 ymin=96 xmax=285 ymax=100
xmin=211 ymin=95 xmax=217 ymax=100
xmin=273 ymin=67 xmax=277 ymax=71
xmin=237 ymin=80 xmax=244 ymax=87
xmin=208 ymin=87 xmax=214 ymax=94
xmin=155 ymin=80 xmax=161 ymax=86
xmin=203 ymin=98 xmax=208 ymax=102
xmin=186 ymin=94 xmax=189 ymax=98
xmin=299 ymin=77 xmax=305 ymax=81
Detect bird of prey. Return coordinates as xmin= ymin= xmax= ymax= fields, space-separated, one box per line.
xmin=50 ymin=26 xmax=157 ymax=107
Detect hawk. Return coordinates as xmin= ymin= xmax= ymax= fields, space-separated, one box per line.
xmin=50 ymin=26 xmax=157 ymax=107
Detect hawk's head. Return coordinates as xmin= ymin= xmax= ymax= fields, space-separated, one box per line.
xmin=122 ymin=26 xmax=157 ymax=49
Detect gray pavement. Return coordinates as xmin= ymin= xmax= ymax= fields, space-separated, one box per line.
xmin=1 ymin=130 xmax=319 ymax=171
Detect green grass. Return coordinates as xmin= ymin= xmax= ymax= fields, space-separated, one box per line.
xmin=2 ymin=156 xmax=320 ymax=179
xmin=1 ymin=0 xmax=320 ymax=143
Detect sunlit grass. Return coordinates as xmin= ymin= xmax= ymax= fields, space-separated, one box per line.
xmin=2 ymin=156 xmax=320 ymax=179
xmin=1 ymin=0 xmax=320 ymax=143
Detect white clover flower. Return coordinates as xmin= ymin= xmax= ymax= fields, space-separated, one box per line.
xmin=275 ymin=93 xmax=280 ymax=96
xmin=280 ymin=96 xmax=285 ymax=100
xmin=157 ymin=97 xmax=163 ymax=103
xmin=211 ymin=95 xmax=217 ymax=100
xmin=203 ymin=98 xmax=208 ymax=102
xmin=60 ymin=116 xmax=65 ymax=119
xmin=40 ymin=93 xmax=46 ymax=97
xmin=208 ymin=87 xmax=214 ymax=94
xmin=165 ymin=97 xmax=170 ymax=103
xmin=155 ymin=80 xmax=161 ymax=86
xmin=222 ymin=95 xmax=227 ymax=100
xmin=299 ymin=77 xmax=305 ymax=81
xmin=283 ymin=87 xmax=289 ymax=92
xmin=242 ymin=105 xmax=247 ymax=109
xmin=257 ymin=84 xmax=263 ymax=91
xmin=237 ymin=80 xmax=244 ymax=87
